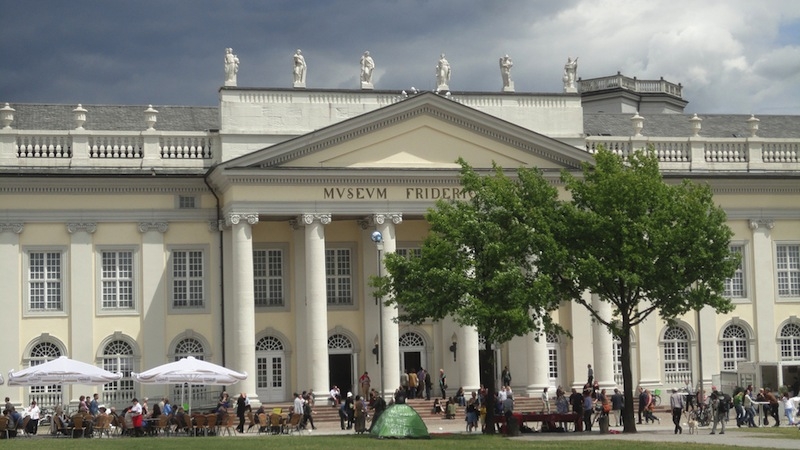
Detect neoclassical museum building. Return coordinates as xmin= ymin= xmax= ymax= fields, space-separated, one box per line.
xmin=1 ymin=55 xmax=799 ymax=410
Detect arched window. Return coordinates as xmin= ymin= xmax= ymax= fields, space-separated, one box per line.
xmin=256 ymin=336 xmax=284 ymax=352
xmin=102 ymin=340 xmax=134 ymax=398
xmin=721 ymin=324 xmax=749 ymax=370
xmin=663 ymin=326 xmax=691 ymax=384
xmin=399 ymin=332 xmax=425 ymax=348
xmin=29 ymin=341 xmax=62 ymax=396
xmin=546 ymin=333 xmax=559 ymax=381
xmin=779 ymin=323 xmax=800 ymax=361
xmin=328 ymin=334 xmax=353 ymax=350
xmin=175 ymin=338 xmax=205 ymax=360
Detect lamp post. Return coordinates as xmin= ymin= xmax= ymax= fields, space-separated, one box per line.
xmin=370 ymin=230 xmax=386 ymax=399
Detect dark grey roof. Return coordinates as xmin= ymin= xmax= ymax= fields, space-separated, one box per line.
xmin=8 ymin=104 xmax=219 ymax=132
xmin=585 ymin=114 xmax=800 ymax=138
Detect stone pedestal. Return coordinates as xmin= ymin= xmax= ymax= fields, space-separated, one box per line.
xmin=503 ymin=81 xmax=515 ymax=93
xmin=293 ymin=82 xmax=306 ymax=89
xmin=436 ymin=83 xmax=449 ymax=92
xmin=361 ymin=81 xmax=373 ymax=90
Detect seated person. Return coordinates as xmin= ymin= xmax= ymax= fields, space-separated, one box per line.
xmin=445 ymin=398 xmax=457 ymax=419
xmin=432 ymin=398 xmax=443 ymax=414
xmin=455 ymin=387 xmax=466 ymax=406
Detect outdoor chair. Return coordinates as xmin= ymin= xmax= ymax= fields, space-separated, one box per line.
xmin=0 ymin=416 xmax=10 ymax=439
xmin=286 ymin=413 xmax=304 ymax=435
xmin=257 ymin=413 xmax=268 ymax=434
xmin=268 ymin=413 xmax=284 ymax=435
xmin=71 ymin=414 xmax=85 ymax=438
xmin=151 ymin=415 xmax=169 ymax=437
xmin=246 ymin=410 xmax=255 ymax=433
xmin=18 ymin=416 xmax=31 ymax=438
xmin=94 ymin=415 xmax=112 ymax=438
xmin=220 ymin=413 xmax=236 ymax=436
xmin=52 ymin=415 xmax=69 ymax=437
xmin=204 ymin=414 xmax=217 ymax=436
xmin=191 ymin=414 xmax=206 ymax=436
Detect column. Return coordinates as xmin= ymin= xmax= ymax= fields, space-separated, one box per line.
xmin=374 ymin=213 xmax=401 ymax=399
xmin=138 ymin=221 xmax=169 ymax=400
xmin=526 ymin=331 xmax=549 ymax=396
xmin=750 ymin=218 xmax=776 ymax=361
xmin=569 ymin=295 xmax=593 ymax=388
xmin=228 ymin=213 xmax=259 ymax=404
xmin=67 ymin=222 xmax=96 ymax=404
xmin=0 ymin=224 xmax=22 ymax=401
xmin=300 ymin=213 xmax=331 ymax=396
xmin=591 ymin=294 xmax=615 ymax=389
xmin=637 ymin=299 xmax=661 ymax=387
xmin=458 ymin=325 xmax=480 ymax=393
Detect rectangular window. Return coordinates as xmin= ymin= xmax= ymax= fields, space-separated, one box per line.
xmin=28 ymin=251 xmax=63 ymax=311
xmin=172 ymin=249 xmax=205 ymax=308
xmin=777 ymin=244 xmax=800 ymax=297
xmin=254 ymin=248 xmax=284 ymax=307
xmin=101 ymin=250 xmax=134 ymax=310
xmin=326 ymin=248 xmax=352 ymax=305
xmin=724 ymin=245 xmax=745 ymax=298
xmin=396 ymin=247 xmax=422 ymax=259
xmin=178 ymin=195 xmax=196 ymax=209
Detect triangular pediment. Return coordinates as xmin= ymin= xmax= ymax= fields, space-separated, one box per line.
xmin=220 ymin=92 xmax=592 ymax=172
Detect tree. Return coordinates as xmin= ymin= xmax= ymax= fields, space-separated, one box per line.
xmin=556 ymin=147 xmax=739 ymax=433
xmin=373 ymin=158 xmax=565 ymax=434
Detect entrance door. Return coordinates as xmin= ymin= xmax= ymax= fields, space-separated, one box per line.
xmin=402 ymin=352 xmax=421 ymax=374
xmin=256 ymin=353 xmax=286 ymax=402
xmin=329 ymin=354 xmax=353 ymax=395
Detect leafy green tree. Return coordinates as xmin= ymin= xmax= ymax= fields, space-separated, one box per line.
xmin=373 ymin=158 xmax=565 ymax=434
xmin=557 ymin=147 xmax=739 ymax=433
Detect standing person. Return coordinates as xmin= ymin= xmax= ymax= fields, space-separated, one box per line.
xmin=424 ymin=369 xmax=432 ymax=400
xmin=416 ymin=368 xmax=426 ymax=398
xmin=733 ymin=389 xmax=744 ymax=427
xmin=502 ymin=366 xmax=512 ymax=387
xmin=684 ymin=379 xmax=695 ymax=411
xmin=670 ymin=388 xmax=684 ymax=434
xmin=637 ymin=386 xmax=647 ymax=424
xmin=130 ymin=398 xmax=144 ymax=437
xmin=400 ymin=370 xmax=409 ymax=398
xmin=611 ymin=388 xmax=625 ymax=427
xmin=439 ymin=369 xmax=447 ymax=399
xmin=302 ymin=393 xmax=317 ymax=430
xmin=569 ymin=388 xmax=584 ymax=432
xmin=742 ymin=388 xmax=757 ymax=427
xmin=541 ymin=387 xmax=551 ymax=413
xmin=368 ymin=392 xmax=386 ymax=432
xmin=781 ymin=392 xmax=796 ymax=425
xmin=587 ymin=364 xmax=594 ymax=385
xmin=582 ymin=390 xmax=594 ymax=432
xmin=764 ymin=388 xmax=780 ymax=426
xmin=709 ymin=390 xmax=726 ymax=434
xmin=359 ymin=372 xmax=371 ymax=399
xmin=89 ymin=393 xmax=100 ymax=416
xmin=235 ymin=392 xmax=247 ymax=433
xmin=408 ymin=368 xmax=418 ymax=399
xmin=24 ymin=400 xmax=40 ymax=435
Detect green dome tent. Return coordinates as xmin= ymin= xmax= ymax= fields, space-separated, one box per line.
xmin=369 ymin=403 xmax=430 ymax=439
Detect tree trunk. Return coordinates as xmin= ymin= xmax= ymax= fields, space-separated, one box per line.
xmin=621 ymin=320 xmax=638 ymax=433
xmin=482 ymin=339 xmax=496 ymax=434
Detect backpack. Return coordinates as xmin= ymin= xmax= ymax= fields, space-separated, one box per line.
xmin=718 ymin=394 xmax=731 ymax=413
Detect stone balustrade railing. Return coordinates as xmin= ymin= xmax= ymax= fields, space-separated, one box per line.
xmin=578 ymin=74 xmax=683 ymax=98
xmin=586 ymin=136 xmax=800 ymax=171
xmin=1 ymin=129 xmax=214 ymax=169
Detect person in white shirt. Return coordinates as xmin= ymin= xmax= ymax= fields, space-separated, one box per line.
xmin=25 ymin=400 xmax=41 ymax=434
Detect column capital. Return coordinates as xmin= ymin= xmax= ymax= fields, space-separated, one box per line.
xmin=226 ymin=213 xmax=259 ymax=227
xmin=0 ymin=222 xmax=23 ymax=234
xmin=359 ymin=213 xmax=403 ymax=229
xmin=66 ymin=222 xmax=97 ymax=234
xmin=297 ymin=213 xmax=331 ymax=226
xmin=749 ymin=218 xmax=774 ymax=230
xmin=138 ymin=221 xmax=169 ymax=233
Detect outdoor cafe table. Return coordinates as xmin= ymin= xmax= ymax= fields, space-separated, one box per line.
xmin=495 ymin=412 xmax=581 ymax=433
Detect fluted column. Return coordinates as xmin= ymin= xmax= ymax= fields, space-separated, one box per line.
xmin=373 ymin=213 xmax=402 ymax=398
xmin=301 ymin=213 xmax=332 ymax=396
xmin=637 ymin=299 xmax=661 ymax=387
xmin=591 ymin=294 xmax=615 ymax=389
xmin=526 ymin=331 xmax=549 ymax=395
xmin=228 ymin=213 xmax=260 ymax=404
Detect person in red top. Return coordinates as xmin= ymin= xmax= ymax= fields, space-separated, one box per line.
xmin=359 ymin=372 xmax=371 ymax=399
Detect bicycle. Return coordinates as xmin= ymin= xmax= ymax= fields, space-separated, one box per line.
xmin=652 ymin=389 xmax=662 ymax=407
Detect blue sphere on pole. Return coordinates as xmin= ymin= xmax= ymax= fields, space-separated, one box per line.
xmin=371 ymin=230 xmax=383 ymax=243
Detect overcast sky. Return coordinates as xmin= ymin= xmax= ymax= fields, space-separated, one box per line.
xmin=2 ymin=0 xmax=799 ymax=114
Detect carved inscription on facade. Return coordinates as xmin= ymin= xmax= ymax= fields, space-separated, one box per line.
xmin=322 ymin=187 xmax=468 ymax=200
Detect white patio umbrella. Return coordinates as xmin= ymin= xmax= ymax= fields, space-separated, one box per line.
xmin=132 ymin=356 xmax=247 ymax=412
xmin=8 ymin=356 xmax=122 ymax=386
xmin=8 ymin=356 xmax=122 ymax=407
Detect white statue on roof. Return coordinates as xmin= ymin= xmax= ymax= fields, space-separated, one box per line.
xmin=499 ymin=54 xmax=514 ymax=92
xmin=360 ymin=51 xmax=375 ymax=89
xmin=224 ymin=48 xmax=239 ymax=87
xmin=293 ymin=49 xmax=307 ymax=88
xmin=435 ymin=53 xmax=451 ymax=91
xmin=563 ymin=57 xmax=578 ymax=93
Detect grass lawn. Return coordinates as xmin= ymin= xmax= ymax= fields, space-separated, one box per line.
xmin=729 ymin=424 xmax=800 ymax=440
xmin=0 ymin=434 xmax=762 ymax=450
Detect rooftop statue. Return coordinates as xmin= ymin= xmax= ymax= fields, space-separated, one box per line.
xmin=563 ymin=57 xmax=578 ymax=93
xmin=293 ymin=49 xmax=307 ymax=88
xmin=360 ymin=51 xmax=375 ymax=89
xmin=224 ymin=48 xmax=239 ymax=87
xmin=435 ymin=53 xmax=451 ymax=91
xmin=499 ymin=54 xmax=514 ymax=92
